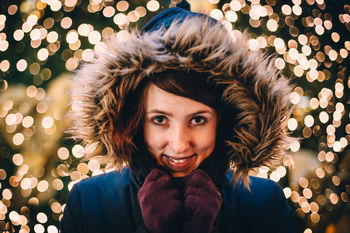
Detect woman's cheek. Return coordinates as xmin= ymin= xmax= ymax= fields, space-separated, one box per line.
xmin=197 ymin=129 xmax=216 ymax=151
xmin=145 ymin=126 xmax=166 ymax=153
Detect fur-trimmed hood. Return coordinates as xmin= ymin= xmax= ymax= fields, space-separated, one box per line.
xmin=69 ymin=6 xmax=294 ymax=187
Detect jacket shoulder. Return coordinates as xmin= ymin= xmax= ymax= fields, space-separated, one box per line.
xmin=70 ymin=168 xmax=135 ymax=216
xmin=225 ymin=172 xmax=286 ymax=210
xmin=222 ymin=172 xmax=295 ymax=233
xmin=74 ymin=168 xmax=132 ymax=192
xmin=60 ymin=168 xmax=141 ymax=233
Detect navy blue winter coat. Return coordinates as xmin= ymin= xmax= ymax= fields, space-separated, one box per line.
xmin=60 ymin=168 xmax=295 ymax=233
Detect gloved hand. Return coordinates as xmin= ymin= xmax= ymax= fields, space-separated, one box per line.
xmin=182 ymin=169 xmax=223 ymax=233
xmin=137 ymin=168 xmax=183 ymax=233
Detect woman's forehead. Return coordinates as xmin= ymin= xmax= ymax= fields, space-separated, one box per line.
xmin=144 ymin=84 xmax=216 ymax=115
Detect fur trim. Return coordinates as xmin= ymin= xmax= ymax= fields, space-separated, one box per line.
xmin=68 ymin=16 xmax=295 ymax=188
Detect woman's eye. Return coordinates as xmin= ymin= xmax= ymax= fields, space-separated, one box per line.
xmin=152 ymin=116 xmax=167 ymax=125
xmin=191 ymin=116 xmax=207 ymax=125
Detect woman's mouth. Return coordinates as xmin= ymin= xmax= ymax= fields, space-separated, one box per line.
xmin=166 ymin=154 xmax=195 ymax=163
xmin=161 ymin=153 xmax=197 ymax=173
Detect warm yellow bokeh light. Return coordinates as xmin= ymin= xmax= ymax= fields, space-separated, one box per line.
xmin=274 ymin=57 xmax=285 ymax=70
xmin=47 ymin=31 xmax=58 ymax=43
xmin=211 ymin=9 xmax=224 ymax=20
xmin=225 ymin=11 xmax=238 ymax=22
xmin=103 ymin=6 xmax=115 ymax=18
xmin=65 ymin=0 xmax=78 ymax=8
xmin=37 ymin=180 xmax=49 ymax=192
xmin=37 ymin=212 xmax=47 ymax=224
xmin=72 ymin=145 xmax=84 ymax=158
xmin=57 ymin=147 xmax=70 ymax=160
xmin=304 ymin=115 xmax=314 ymax=127
xmin=37 ymin=48 xmax=49 ymax=61
xmin=319 ymin=111 xmax=329 ymax=123
xmin=281 ymin=5 xmax=291 ymax=15
xmin=0 ymin=59 xmax=10 ymax=72
xmin=16 ymin=59 xmax=27 ymax=72
xmin=13 ymin=133 xmax=24 ymax=146
xmin=88 ymin=31 xmax=101 ymax=45
xmin=66 ymin=30 xmax=79 ymax=44
xmin=248 ymin=39 xmax=259 ymax=51
xmin=116 ymin=1 xmax=129 ymax=12
xmin=290 ymin=141 xmax=300 ymax=152
xmin=114 ymin=13 xmax=127 ymax=26
xmin=283 ymin=187 xmax=292 ymax=198
xmin=147 ymin=0 xmax=160 ymax=12
xmin=42 ymin=116 xmax=54 ymax=129
xmin=267 ymin=19 xmax=278 ymax=32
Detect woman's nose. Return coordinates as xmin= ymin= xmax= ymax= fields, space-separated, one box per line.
xmin=168 ymin=125 xmax=191 ymax=154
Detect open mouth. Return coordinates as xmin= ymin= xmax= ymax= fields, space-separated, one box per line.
xmin=164 ymin=153 xmax=197 ymax=164
xmin=160 ymin=153 xmax=198 ymax=176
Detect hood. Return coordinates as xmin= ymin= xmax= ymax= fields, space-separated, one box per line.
xmin=68 ymin=6 xmax=295 ymax=187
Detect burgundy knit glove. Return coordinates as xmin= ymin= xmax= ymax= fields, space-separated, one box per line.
xmin=182 ymin=169 xmax=223 ymax=233
xmin=137 ymin=169 xmax=183 ymax=233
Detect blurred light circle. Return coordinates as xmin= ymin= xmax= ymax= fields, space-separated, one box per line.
xmin=47 ymin=31 xmax=58 ymax=43
xmin=37 ymin=212 xmax=48 ymax=224
xmin=211 ymin=9 xmax=223 ymax=20
xmin=13 ymin=133 xmax=24 ymax=146
xmin=42 ymin=116 xmax=54 ymax=128
xmin=14 ymin=29 xmax=24 ymax=41
xmin=66 ymin=30 xmax=79 ymax=44
xmin=58 ymin=147 xmax=70 ymax=160
xmin=12 ymin=153 xmax=24 ymax=166
xmin=47 ymin=225 xmax=58 ymax=233
xmin=16 ymin=59 xmax=27 ymax=72
xmin=37 ymin=180 xmax=49 ymax=192
xmin=37 ymin=48 xmax=49 ymax=61
xmin=147 ymin=0 xmax=160 ymax=12
xmin=288 ymin=118 xmax=298 ymax=131
xmin=72 ymin=145 xmax=84 ymax=158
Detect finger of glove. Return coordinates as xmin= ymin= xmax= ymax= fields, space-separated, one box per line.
xmin=184 ymin=169 xmax=210 ymax=181
xmin=184 ymin=185 xmax=222 ymax=218
xmin=184 ymin=185 xmax=221 ymax=201
xmin=139 ymin=187 xmax=183 ymax=213
xmin=144 ymin=204 xmax=182 ymax=233
xmin=140 ymin=194 xmax=183 ymax=233
xmin=140 ymin=175 xmax=176 ymax=200
xmin=138 ymin=187 xmax=181 ymax=205
xmin=144 ymin=168 xmax=170 ymax=182
xmin=184 ymin=192 xmax=222 ymax=211
xmin=142 ymin=197 xmax=183 ymax=214
xmin=184 ymin=176 xmax=219 ymax=199
xmin=184 ymin=169 xmax=215 ymax=188
xmin=183 ymin=196 xmax=221 ymax=233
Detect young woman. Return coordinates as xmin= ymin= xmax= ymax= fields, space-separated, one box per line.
xmin=61 ymin=1 xmax=295 ymax=232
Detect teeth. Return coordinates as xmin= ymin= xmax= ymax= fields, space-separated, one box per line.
xmin=168 ymin=157 xmax=188 ymax=163
xmin=166 ymin=154 xmax=194 ymax=164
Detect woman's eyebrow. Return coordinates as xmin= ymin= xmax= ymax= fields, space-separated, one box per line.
xmin=146 ymin=110 xmax=214 ymax=117
xmin=188 ymin=110 xmax=214 ymax=117
xmin=146 ymin=110 xmax=172 ymax=116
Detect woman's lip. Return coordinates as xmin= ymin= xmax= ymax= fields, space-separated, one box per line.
xmin=163 ymin=154 xmax=196 ymax=160
xmin=161 ymin=153 xmax=197 ymax=171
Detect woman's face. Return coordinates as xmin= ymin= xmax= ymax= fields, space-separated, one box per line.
xmin=143 ymin=84 xmax=217 ymax=177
